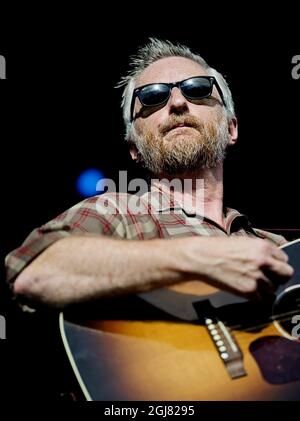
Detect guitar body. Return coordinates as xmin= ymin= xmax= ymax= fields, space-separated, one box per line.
xmin=60 ymin=240 xmax=300 ymax=401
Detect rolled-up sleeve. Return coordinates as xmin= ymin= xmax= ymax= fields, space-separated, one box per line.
xmin=5 ymin=194 xmax=126 ymax=286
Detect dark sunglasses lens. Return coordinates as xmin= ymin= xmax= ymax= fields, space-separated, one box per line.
xmin=139 ymin=84 xmax=170 ymax=106
xmin=181 ymin=78 xmax=212 ymax=99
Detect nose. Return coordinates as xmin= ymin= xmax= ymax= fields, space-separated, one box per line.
xmin=167 ymin=87 xmax=189 ymax=115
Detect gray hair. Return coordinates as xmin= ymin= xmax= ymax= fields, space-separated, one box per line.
xmin=117 ymin=38 xmax=235 ymax=139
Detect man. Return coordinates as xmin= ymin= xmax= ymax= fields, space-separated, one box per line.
xmin=5 ymin=38 xmax=293 ymax=308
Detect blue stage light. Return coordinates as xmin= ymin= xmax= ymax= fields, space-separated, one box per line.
xmin=76 ymin=168 xmax=105 ymax=197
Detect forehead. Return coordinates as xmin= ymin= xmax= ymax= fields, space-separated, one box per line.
xmin=136 ymin=56 xmax=209 ymax=87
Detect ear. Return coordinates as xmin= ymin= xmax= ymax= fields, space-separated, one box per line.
xmin=227 ymin=116 xmax=238 ymax=146
xmin=129 ymin=144 xmax=139 ymax=161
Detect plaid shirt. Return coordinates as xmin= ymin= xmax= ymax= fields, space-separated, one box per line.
xmin=5 ymin=182 xmax=286 ymax=285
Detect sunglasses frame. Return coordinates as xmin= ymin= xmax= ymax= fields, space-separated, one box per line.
xmin=130 ymin=76 xmax=227 ymax=121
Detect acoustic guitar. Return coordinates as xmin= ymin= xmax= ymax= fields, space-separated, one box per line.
xmin=60 ymin=239 xmax=300 ymax=401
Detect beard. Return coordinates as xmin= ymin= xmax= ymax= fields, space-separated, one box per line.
xmin=129 ymin=111 xmax=231 ymax=177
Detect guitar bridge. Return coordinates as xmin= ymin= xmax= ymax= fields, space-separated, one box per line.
xmin=193 ymin=300 xmax=247 ymax=380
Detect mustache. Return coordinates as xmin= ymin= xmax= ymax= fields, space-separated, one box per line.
xmin=159 ymin=114 xmax=204 ymax=136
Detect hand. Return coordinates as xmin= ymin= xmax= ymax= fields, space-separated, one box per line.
xmin=185 ymin=237 xmax=294 ymax=297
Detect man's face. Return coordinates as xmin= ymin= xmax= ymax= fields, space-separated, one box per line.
xmin=129 ymin=56 xmax=236 ymax=176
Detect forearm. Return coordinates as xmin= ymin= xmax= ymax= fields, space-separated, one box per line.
xmin=13 ymin=235 xmax=191 ymax=307
xmin=13 ymin=234 xmax=293 ymax=308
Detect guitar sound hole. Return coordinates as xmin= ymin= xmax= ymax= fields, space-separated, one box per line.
xmin=272 ymin=285 xmax=300 ymax=340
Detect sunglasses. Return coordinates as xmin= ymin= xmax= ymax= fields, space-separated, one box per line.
xmin=130 ymin=76 xmax=226 ymax=121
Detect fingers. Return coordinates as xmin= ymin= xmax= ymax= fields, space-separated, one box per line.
xmin=271 ymin=247 xmax=289 ymax=263
xmin=265 ymin=258 xmax=294 ymax=278
xmin=260 ymin=259 xmax=294 ymax=296
xmin=248 ymin=264 xmax=292 ymax=300
xmin=260 ymin=244 xmax=292 ymax=284
xmin=255 ymin=249 xmax=294 ymax=298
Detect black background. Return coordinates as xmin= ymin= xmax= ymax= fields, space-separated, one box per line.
xmin=2 ymin=12 xmax=300 ymax=256
xmin=0 ymin=7 xmax=300 ymax=401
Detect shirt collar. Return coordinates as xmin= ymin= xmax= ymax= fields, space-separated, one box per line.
xmin=141 ymin=180 xmax=256 ymax=234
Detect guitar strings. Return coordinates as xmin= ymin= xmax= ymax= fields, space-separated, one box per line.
xmin=226 ymin=307 xmax=300 ymax=332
